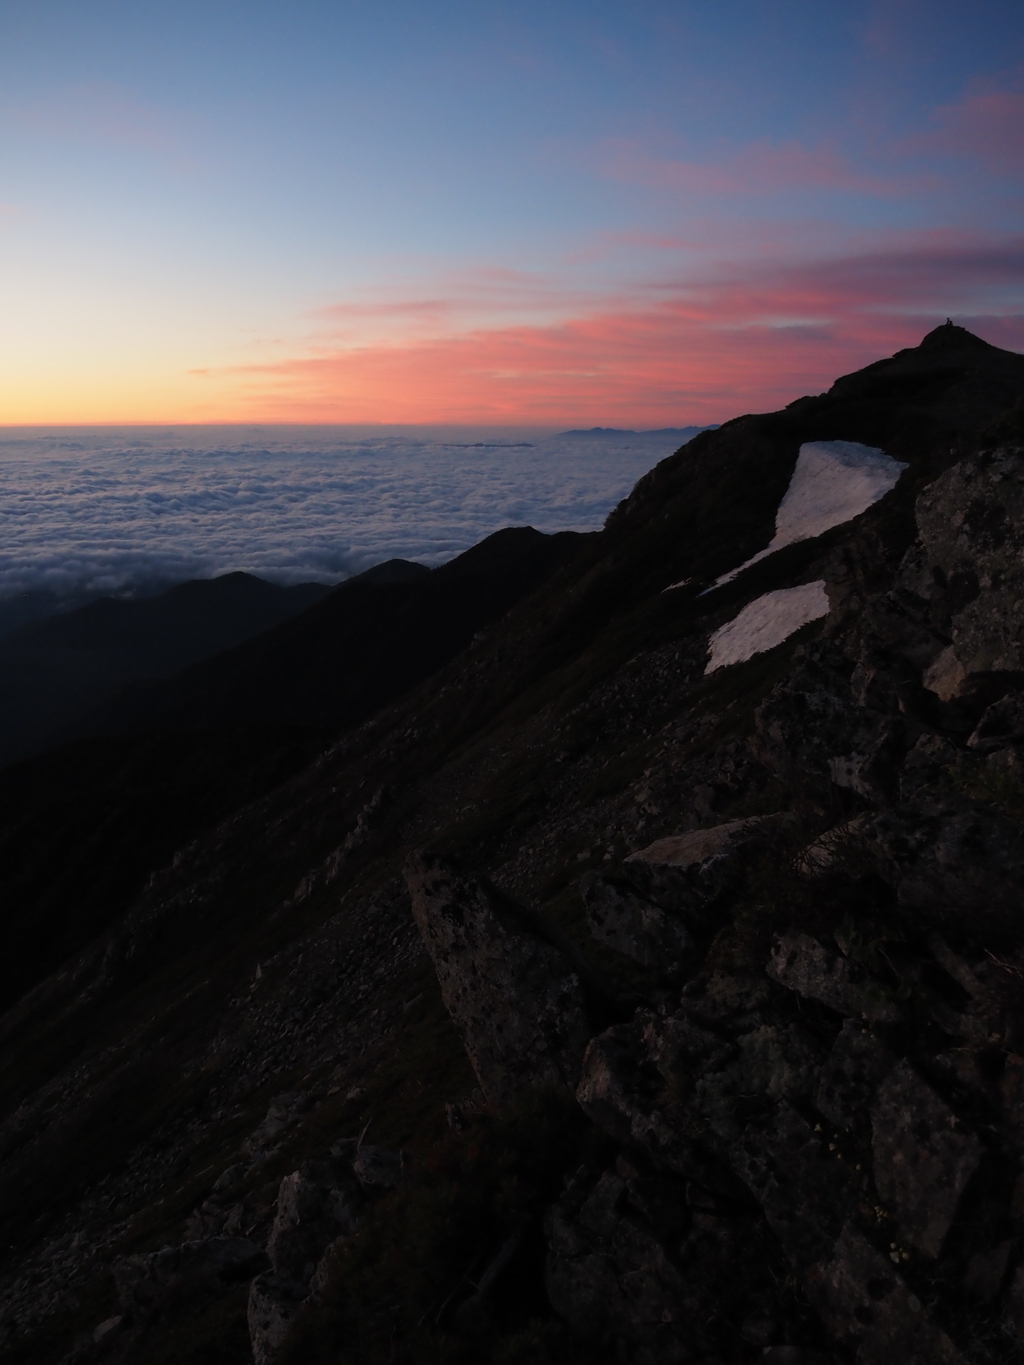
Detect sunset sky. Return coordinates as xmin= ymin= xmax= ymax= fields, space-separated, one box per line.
xmin=2 ymin=0 xmax=1023 ymax=426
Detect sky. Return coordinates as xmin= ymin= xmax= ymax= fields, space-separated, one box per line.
xmin=2 ymin=0 xmax=1023 ymax=426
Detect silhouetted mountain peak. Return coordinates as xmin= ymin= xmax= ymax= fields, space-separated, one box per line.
xmin=918 ymin=319 xmax=995 ymax=353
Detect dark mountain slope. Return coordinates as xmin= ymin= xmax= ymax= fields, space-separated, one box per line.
xmin=0 ymin=536 xmax=577 ymax=1023
xmin=0 ymin=573 xmax=338 ymax=766
xmin=1 ymin=327 xmax=1023 ymax=1365
xmin=83 ymin=526 xmax=585 ymax=737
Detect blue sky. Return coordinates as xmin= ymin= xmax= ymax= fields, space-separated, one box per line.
xmin=1 ymin=1 xmax=1022 ymax=423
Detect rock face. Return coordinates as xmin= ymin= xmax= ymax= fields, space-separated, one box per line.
xmin=404 ymin=852 xmax=592 ymax=1108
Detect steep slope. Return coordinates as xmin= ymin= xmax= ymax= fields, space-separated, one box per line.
xmin=0 ymin=538 xmax=575 ymax=1024
xmin=0 ymin=326 xmax=1023 ymax=1365
xmin=0 ymin=573 xmax=339 ymax=766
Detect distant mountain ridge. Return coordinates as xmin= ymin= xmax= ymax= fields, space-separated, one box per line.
xmin=80 ymin=526 xmax=585 ymax=741
xmin=0 ymin=571 xmax=340 ymax=765
xmin=559 ymin=424 xmax=717 ymax=437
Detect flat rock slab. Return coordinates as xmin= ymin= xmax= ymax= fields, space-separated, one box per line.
xmin=623 ymin=817 xmax=780 ymax=921
xmin=872 ymin=1060 xmax=982 ymax=1258
xmin=405 ymin=852 xmax=592 ymax=1110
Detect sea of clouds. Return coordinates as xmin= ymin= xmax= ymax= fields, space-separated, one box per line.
xmin=0 ymin=425 xmax=703 ymax=604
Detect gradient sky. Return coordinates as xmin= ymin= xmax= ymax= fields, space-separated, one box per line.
xmin=2 ymin=0 xmax=1023 ymax=425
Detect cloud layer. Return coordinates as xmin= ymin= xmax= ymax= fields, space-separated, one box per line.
xmin=213 ymin=234 xmax=1024 ymax=426
xmin=0 ymin=426 xmax=692 ymax=601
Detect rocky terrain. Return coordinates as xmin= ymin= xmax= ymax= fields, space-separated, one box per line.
xmin=1 ymin=323 xmax=1024 ymax=1363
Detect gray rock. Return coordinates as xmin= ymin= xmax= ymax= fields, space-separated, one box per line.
xmin=580 ymin=872 xmax=694 ymax=972
xmin=248 ymin=1273 xmax=308 ymax=1365
xmin=405 ymin=852 xmax=592 ymax=1109
xmin=114 ymin=1236 xmax=269 ymax=1313
xmin=266 ymin=1161 xmax=360 ymax=1285
xmin=767 ymin=932 xmax=902 ymax=1023
xmin=807 ymin=1221 xmax=966 ymax=1364
xmin=871 ymin=1060 xmax=982 ymax=1258
xmin=816 ymin=1021 xmax=895 ymax=1132
xmin=731 ymin=1101 xmax=857 ymax=1268
xmin=622 ymin=817 xmax=782 ymax=921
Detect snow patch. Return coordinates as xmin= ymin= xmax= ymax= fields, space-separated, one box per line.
xmin=712 ymin=441 xmax=907 ymax=588
xmin=705 ymin=581 xmax=829 ymax=673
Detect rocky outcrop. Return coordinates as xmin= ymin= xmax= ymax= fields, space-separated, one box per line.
xmin=247 ymin=1142 xmax=400 ymax=1364
xmin=265 ymin=1159 xmax=360 ymax=1284
xmin=405 ymin=852 xmax=593 ymax=1108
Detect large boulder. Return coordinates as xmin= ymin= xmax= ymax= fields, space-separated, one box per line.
xmin=405 ymin=852 xmax=592 ymax=1109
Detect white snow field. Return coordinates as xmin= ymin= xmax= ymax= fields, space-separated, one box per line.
xmin=705 ymin=580 xmax=830 ymax=673
xmin=710 ymin=440 xmax=907 ymax=588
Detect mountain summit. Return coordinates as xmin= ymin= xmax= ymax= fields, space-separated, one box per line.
xmin=2 ymin=328 xmax=1024 ymax=1365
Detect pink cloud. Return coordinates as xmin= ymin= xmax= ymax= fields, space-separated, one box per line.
xmin=599 ymin=136 xmax=926 ymax=198
xmin=204 ymin=234 xmax=1024 ymax=425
